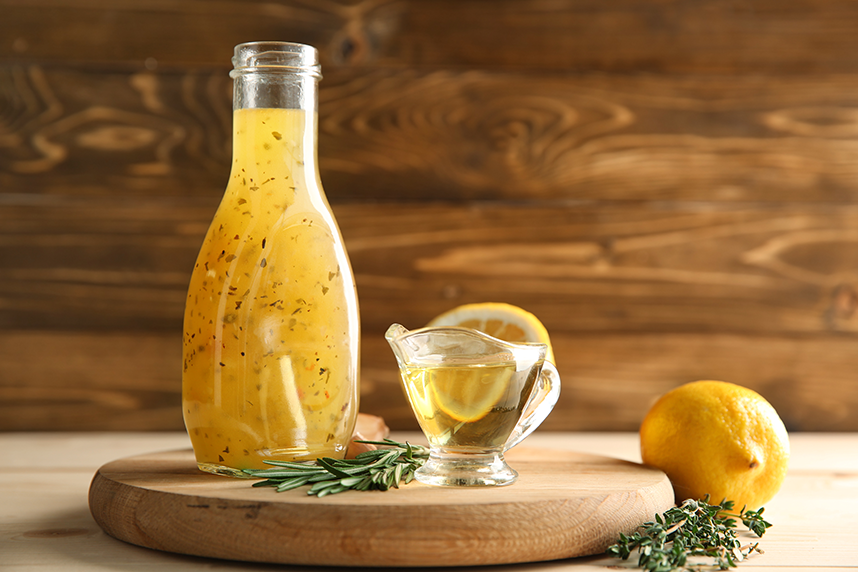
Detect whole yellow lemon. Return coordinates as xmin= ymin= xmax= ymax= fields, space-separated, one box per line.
xmin=640 ymin=380 xmax=789 ymax=510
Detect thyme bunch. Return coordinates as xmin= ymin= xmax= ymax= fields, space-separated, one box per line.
xmin=243 ymin=439 xmax=429 ymax=497
xmin=607 ymin=496 xmax=772 ymax=571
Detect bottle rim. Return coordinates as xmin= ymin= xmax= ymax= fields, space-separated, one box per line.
xmin=230 ymin=41 xmax=321 ymax=79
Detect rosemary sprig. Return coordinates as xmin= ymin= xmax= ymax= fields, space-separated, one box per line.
xmin=243 ymin=439 xmax=429 ymax=497
xmin=607 ymin=495 xmax=773 ymax=571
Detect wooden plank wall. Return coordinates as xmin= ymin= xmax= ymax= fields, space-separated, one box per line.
xmin=2 ymin=0 xmax=857 ymax=432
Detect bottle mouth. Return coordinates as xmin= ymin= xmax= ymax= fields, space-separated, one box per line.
xmin=230 ymin=41 xmax=322 ymax=79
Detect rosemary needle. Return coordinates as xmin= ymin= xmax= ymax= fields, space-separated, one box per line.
xmin=243 ymin=439 xmax=429 ymax=496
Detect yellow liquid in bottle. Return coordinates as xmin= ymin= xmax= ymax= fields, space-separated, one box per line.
xmin=182 ymin=108 xmax=359 ymax=475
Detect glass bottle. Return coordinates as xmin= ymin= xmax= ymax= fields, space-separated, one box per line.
xmin=182 ymin=42 xmax=360 ymax=477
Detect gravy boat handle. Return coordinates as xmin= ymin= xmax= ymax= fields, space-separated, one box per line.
xmin=503 ymin=360 xmax=561 ymax=452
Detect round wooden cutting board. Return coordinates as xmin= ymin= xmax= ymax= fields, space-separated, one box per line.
xmin=89 ymin=447 xmax=673 ymax=567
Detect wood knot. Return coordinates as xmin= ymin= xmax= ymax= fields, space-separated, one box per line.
xmin=330 ymin=28 xmax=371 ymax=65
xmin=832 ymin=284 xmax=858 ymax=320
xmin=824 ymin=283 xmax=858 ymax=330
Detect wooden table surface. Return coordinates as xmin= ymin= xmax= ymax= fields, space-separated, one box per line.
xmin=2 ymin=432 xmax=856 ymax=571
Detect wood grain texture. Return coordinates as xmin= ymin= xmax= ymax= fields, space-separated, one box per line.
xmin=364 ymin=332 xmax=858 ymax=433
xmin=2 ymin=0 xmax=858 ymax=432
xmin=87 ymin=447 xmax=675 ymax=566
xmin=0 ymin=331 xmax=183 ymax=431
xmin=5 ymin=0 xmax=858 ymax=73
xmin=3 ymin=199 xmax=858 ymax=430
xmin=6 ymin=65 xmax=858 ymax=202
xmin=4 ymin=202 xmax=858 ymax=334
xmin=5 ymin=432 xmax=858 ymax=571
xmin=4 ymin=329 xmax=856 ymax=432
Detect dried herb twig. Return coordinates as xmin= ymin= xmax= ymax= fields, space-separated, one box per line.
xmin=243 ymin=439 xmax=429 ymax=497
xmin=607 ymin=496 xmax=772 ymax=571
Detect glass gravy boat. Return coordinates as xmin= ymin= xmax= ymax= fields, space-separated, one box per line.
xmin=385 ymin=323 xmax=561 ymax=487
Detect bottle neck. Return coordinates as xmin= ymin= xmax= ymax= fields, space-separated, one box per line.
xmin=229 ymin=41 xmax=321 ymax=113
xmin=227 ymin=42 xmax=323 ymax=197
xmin=231 ymin=72 xmax=318 ymax=113
xmin=228 ymin=75 xmax=321 ymax=199
xmin=230 ymin=72 xmax=319 ymax=163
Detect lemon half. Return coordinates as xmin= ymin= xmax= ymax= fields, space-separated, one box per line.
xmin=423 ymin=302 xmax=554 ymax=424
xmin=426 ymin=302 xmax=555 ymax=364
xmin=431 ymin=361 xmax=515 ymax=423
